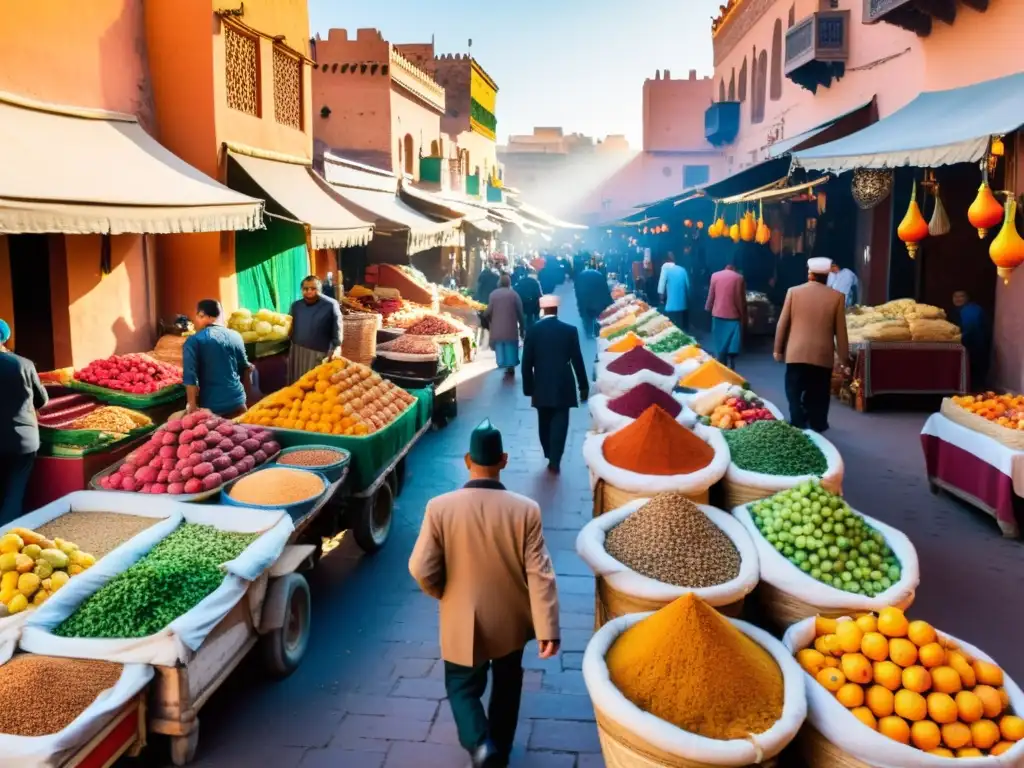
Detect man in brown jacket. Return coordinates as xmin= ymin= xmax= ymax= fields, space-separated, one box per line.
xmin=773 ymin=257 xmax=850 ymax=433
xmin=410 ymin=420 xmax=560 ymax=767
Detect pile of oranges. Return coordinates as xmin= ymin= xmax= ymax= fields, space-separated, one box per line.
xmin=797 ymin=607 xmax=1023 ymax=757
xmin=951 ymin=392 xmax=1024 ymax=429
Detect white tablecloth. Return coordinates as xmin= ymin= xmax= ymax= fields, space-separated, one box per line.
xmin=921 ymin=413 xmax=1024 ymax=497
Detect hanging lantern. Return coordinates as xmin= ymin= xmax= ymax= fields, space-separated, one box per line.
xmin=696 ymin=220 xmax=704 ymax=230
xmin=851 ymin=168 xmax=893 ymax=210
xmin=968 ymin=181 xmax=1003 ymax=239
xmin=663 ymin=224 xmax=670 ymax=233
xmin=989 ymin=196 xmax=1024 ymax=284
xmin=683 ymin=219 xmax=692 ymax=228
xmin=739 ymin=209 xmax=756 ymax=242
xmin=755 ymin=200 xmax=771 ymax=245
xmin=928 ymin=184 xmax=950 ymax=237
xmin=897 ymin=180 xmax=929 ymax=259
xmin=817 ymin=191 xmax=827 ymax=216
xmin=642 ymin=226 xmax=649 ymax=234
xmin=729 ymin=220 xmax=741 ymax=242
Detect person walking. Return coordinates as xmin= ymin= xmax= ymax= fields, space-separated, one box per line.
xmin=574 ymin=262 xmax=614 ymax=339
xmin=322 ymin=271 xmax=338 ymax=301
xmin=538 ymin=257 xmax=563 ymax=295
xmin=483 ymin=274 xmax=525 ymax=377
xmin=827 ymin=262 xmax=859 ymax=308
xmin=0 ymin=319 xmax=48 ymax=523
xmin=657 ymin=252 xmax=691 ymax=332
xmin=774 ymin=257 xmax=849 ymax=433
xmin=287 ymin=275 xmax=342 ymax=383
xmin=410 ymin=420 xmax=560 ymax=768
xmin=522 ymin=295 xmax=588 ymax=473
xmin=514 ymin=269 xmax=543 ymax=332
xmin=475 ymin=262 xmax=500 ymax=304
xmin=182 ymin=300 xmax=253 ymax=418
xmin=952 ymin=289 xmax=991 ymax=389
xmin=705 ymin=260 xmax=747 ymax=368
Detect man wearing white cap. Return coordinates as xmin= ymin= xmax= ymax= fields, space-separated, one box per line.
xmin=773 ymin=257 xmax=849 ymax=433
xmin=522 ymin=294 xmax=588 ymax=473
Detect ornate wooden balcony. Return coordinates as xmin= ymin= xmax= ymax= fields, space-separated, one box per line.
xmin=705 ymin=101 xmax=741 ymax=146
xmin=863 ymin=0 xmax=989 ymax=37
xmin=785 ymin=10 xmax=850 ymax=93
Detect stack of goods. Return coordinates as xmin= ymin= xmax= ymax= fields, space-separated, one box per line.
xmin=148 ymin=334 xmax=188 ymax=368
xmin=376 ymin=335 xmax=440 ymax=359
xmin=647 ymin=330 xmax=695 ymax=355
xmin=606 ymin=332 xmax=644 ymax=353
xmin=65 ymin=406 xmax=152 ymax=435
xmin=606 ymin=347 xmax=675 ymax=378
xmin=794 ymin=609 xmax=1023 ymax=759
xmin=53 ymin=523 xmax=258 ymax=638
xmin=598 ymin=296 xmax=636 ymax=321
xmin=673 ymin=345 xmax=705 ymax=364
xmin=277 ymin=448 xmax=348 ymax=470
xmin=37 ymin=512 xmax=161 ymax=560
xmin=607 ymin=383 xmax=682 ymax=420
xmin=241 ymin=358 xmax=416 ymax=435
xmin=0 ymin=529 xmax=96 ymax=615
xmin=699 ymin=391 xmax=776 ymax=430
xmin=945 ymin=392 xmax=1024 ymax=444
xmin=96 ymin=408 xmax=280 ymax=495
xmin=228 ymin=466 xmax=325 ymax=508
xmin=441 ymin=288 xmax=485 ymax=311
xmin=680 ymin=358 xmax=746 ymax=389
xmin=37 ymin=393 xmax=98 ymax=427
xmin=598 ymin=347 xmax=680 ymax=399
xmin=342 ymin=286 xmax=377 ymax=314
xmin=847 ymin=299 xmax=960 ymax=344
xmin=38 ymin=396 xmax=153 ymax=454
xmin=403 ymin=315 xmax=463 ymax=337
xmin=724 ymin=421 xmax=828 ymax=476
xmin=602 ymin=406 xmax=714 ymax=477
xmin=383 ymin=304 xmax=434 ymax=330
xmin=227 ymin=308 xmax=292 ymax=343
xmin=73 ymin=354 xmax=182 ymax=395
xmin=637 ymin=315 xmax=673 ymax=337
xmin=374 ymin=264 xmax=437 ymax=308
xmin=599 ymin=315 xmax=637 ymax=339
xmin=604 ymin=322 xmax=640 ymax=341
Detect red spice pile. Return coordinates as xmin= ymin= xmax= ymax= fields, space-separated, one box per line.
xmin=606 ymin=347 xmax=675 ymax=377
xmin=608 ymin=383 xmax=682 ymax=419
xmin=603 ymin=405 xmax=714 ymax=475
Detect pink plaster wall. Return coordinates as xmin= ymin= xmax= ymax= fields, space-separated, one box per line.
xmin=644 ymin=70 xmax=716 ymax=153
xmin=391 ymin=87 xmax=442 ymax=179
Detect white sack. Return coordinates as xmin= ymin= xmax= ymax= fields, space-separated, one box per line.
xmin=588 ymin=392 xmax=695 ymax=433
xmin=594 ymin=364 xmax=680 ymax=399
xmin=0 ymin=662 xmax=153 ymax=768
xmin=576 ymin=499 xmax=759 ymax=607
xmin=583 ymin=613 xmax=806 ymax=764
xmin=725 ymin=431 xmax=845 ymax=495
xmin=783 ymin=618 xmax=1024 ymax=768
xmin=20 ymin=504 xmax=293 ymax=666
xmin=583 ymin=423 xmax=730 ymax=494
xmin=733 ymin=504 xmax=919 ymax=614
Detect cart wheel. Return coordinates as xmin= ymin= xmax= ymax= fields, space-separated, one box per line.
xmin=351 ymin=481 xmax=393 ymax=555
xmin=170 ymin=727 xmax=199 ymax=766
xmin=260 ymin=574 xmax=311 ymax=679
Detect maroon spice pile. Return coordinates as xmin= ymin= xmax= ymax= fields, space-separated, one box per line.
xmin=608 ymin=383 xmax=682 ymax=419
xmin=606 ymin=347 xmax=675 ymax=377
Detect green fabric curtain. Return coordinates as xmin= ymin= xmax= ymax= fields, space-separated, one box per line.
xmin=235 ymin=218 xmax=309 ymax=313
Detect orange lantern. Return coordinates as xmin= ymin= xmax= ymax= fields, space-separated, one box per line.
xmin=755 ymin=201 xmax=771 ymax=245
xmin=684 ymin=219 xmax=693 ymax=228
xmin=729 ymin=221 xmax=741 ymax=243
xmin=968 ymin=180 xmax=1004 ymax=239
xmin=739 ymin=210 xmax=756 ymax=242
xmin=697 ymin=220 xmax=705 ymax=230
xmin=990 ymin=196 xmax=1024 ymax=283
xmin=642 ymin=226 xmax=649 ymax=234
xmin=897 ymin=180 xmax=929 ymax=258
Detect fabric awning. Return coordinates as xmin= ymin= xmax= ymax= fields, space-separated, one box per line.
xmin=720 ymin=176 xmax=830 ymax=204
xmin=766 ymin=99 xmax=876 ymax=160
xmin=228 ymin=149 xmax=373 ymax=250
xmin=399 ymin=184 xmax=501 ymax=234
xmin=0 ymin=92 xmax=262 ymax=235
xmin=792 ymin=73 xmax=1024 ymax=173
xmin=701 ymin=156 xmax=793 ymax=201
xmin=512 ymin=201 xmax=588 ymax=230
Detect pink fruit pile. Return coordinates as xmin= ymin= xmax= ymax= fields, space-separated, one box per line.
xmin=74 ymin=354 xmax=182 ymax=394
xmin=98 ymin=409 xmax=280 ymax=495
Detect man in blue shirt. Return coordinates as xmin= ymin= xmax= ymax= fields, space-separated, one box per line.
xmin=657 ymin=252 xmax=691 ymax=332
xmin=952 ymin=290 xmax=991 ymax=389
xmin=182 ymin=300 xmax=252 ymax=417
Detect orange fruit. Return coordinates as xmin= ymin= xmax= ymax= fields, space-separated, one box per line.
xmin=973 ymin=685 xmax=1004 ymax=719
xmin=927 ymin=747 xmax=954 ymax=757
xmin=851 ymin=706 xmax=878 ymax=730
xmin=941 ymin=722 xmax=972 ymax=749
xmin=855 ymin=614 xmax=878 ymax=634
xmin=894 ymin=689 xmax=927 ymax=722
xmin=901 ymin=665 xmax=932 ymax=694
xmin=815 ymin=634 xmax=841 ymax=657
xmin=955 ymin=691 xmax=984 ymax=723
xmin=823 ymin=656 xmax=840 ymax=668
xmin=990 ymin=741 xmax=1014 ymax=756
xmin=797 ymin=649 xmax=826 ymax=676
xmin=970 ymin=719 xmax=1001 ymax=750
xmin=911 ymin=720 xmax=942 ymax=751
xmin=907 ymin=620 xmax=937 ymax=647
xmin=837 ymin=621 xmax=864 ymax=653
xmin=861 ymin=632 xmax=889 ymax=662
xmin=947 ymin=651 xmax=977 ymax=688
xmin=999 ymin=688 xmax=1011 ymax=710
xmin=1000 ymin=715 xmax=1024 ymax=742
xmin=815 ymin=615 xmax=838 ymax=636
xmin=877 ymin=607 xmax=909 ymax=638
xmin=836 ymin=682 xmax=865 ymax=709
xmin=866 ymin=685 xmax=895 ymax=718
xmin=956 ymin=747 xmax=983 ymax=757
xmin=973 ymin=659 xmax=1004 ymax=687
xmin=878 ymin=716 xmax=911 ymax=744
xmin=816 ymin=667 xmax=846 ymax=693
xmin=926 ymin=692 xmax=959 ymax=724
xmin=931 ymin=666 xmax=963 ymax=694
xmin=889 ymin=638 xmax=918 ymax=668
xmin=874 ymin=661 xmax=903 ymax=691
xmin=842 ymin=653 xmax=873 ymax=685
xmin=918 ymin=642 xmax=946 ymax=669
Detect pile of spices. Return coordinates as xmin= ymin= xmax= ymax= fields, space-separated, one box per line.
xmin=67 ymin=406 xmax=151 ymax=433
xmin=680 ymin=359 xmax=746 ymax=389
xmin=605 ymin=493 xmax=740 ymax=587
xmin=647 ymin=331 xmax=694 ymax=354
xmin=37 ymin=512 xmax=161 ymax=559
xmin=607 ymin=383 xmax=682 ymax=420
xmin=377 ymin=335 xmax=439 ymax=356
xmin=603 ymin=406 xmax=714 ymax=475
xmin=605 ymin=324 xmax=639 ymax=341
xmin=607 ymin=594 xmax=784 ymax=740
xmin=723 ymin=421 xmax=828 ymax=476
xmin=228 ymin=467 xmax=324 ymax=505
xmin=606 ymin=347 xmax=675 ymax=377
xmin=674 ymin=346 xmax=704 ymax=363
xmin=403 ymin=315 xmax=461 ymax=336
xmin=606 ymin=333 xmax=645 ymax=354
xmin=54 ymin=523 xmax=258 ymax=639
xmin=600 ymin=315 xmax=637 ymax=339
xmin=0 ymin=656 xmax=123 ymax=736
xmin=278 ymin=448 xmax=348 ymax=469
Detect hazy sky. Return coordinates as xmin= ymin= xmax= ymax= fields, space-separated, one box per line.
xmin=309 ymin=0 xmax=721 ymax=148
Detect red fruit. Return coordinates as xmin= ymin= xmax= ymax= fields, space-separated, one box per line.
xmin=231 ymin=427 xmax=248 ymax=442
xmin=252 ymin=449 xmax=268 ymax=465
xmin=217 ymin=438 xmax=234 ymax=452
xmin=193 ymin=462 xmax=214 ymax=478
xmin=201 ymin=449 xmax=222 ymax=463
xmin=167 ymin=470 xmax=183 ymax=484
xmin=183 ymin=478 xmax=203 ymax=494
xmin=220 ymin=466 xmax=239 ymax=482
xmin=167 ymin=482 xmax=186 ymax=495
xmin=179 ymin=429 xmax=195 ymax=445
xmin=193 ymin=424 xmax=209 ymax=439
xmin=157 ymin=469 xmax=170 ymax=484
xmin=201 ymin=473 xmax=223 ymax=491
xmin=212 ymin=455 xmax=232 ymax=471
xmin=148 ymin=457 xmax=163 ymax=470
xmin=228 ymin=446 xmax=246 ymax=461
xmin=216 ymin=423 xmax=235 ymax=437
xmin=189 ymin=441 xmax=206 ymax=454
xmin=180 ymin=466 xmax=193 ymax=480
xmin=161 ymin=458 xmax=175 ymax=471
xmin=135 ymin=466 xmax=158 ymax=484
xmin=98 ymin=476 xmax=111 ymax=489
xmin=159 ymin=445 xmax=176 ymax=459
xmin=204 ymin=433 xmax=221 ymax=448
xmin=241 ymin=438 xmax=260 ymax=453
xmin=151 ymin=483 xmax=167 ymax=495
xmin=263 ymin=440 xmax=281 ymax=456
xmin=186 ymin=454 xmax=203 ymax=467
xmin=176 ymin=444 xmax=192 ymax=461
xmin=141 ymin=483 xmax=153 ymax=494
xmin=121 ymin=476 xmax=138 ymax=492
xmin=107 ymin=474 xmax=123 ymax=490
xmin=238 ymin=455 xmax=256 ymax=472
xmin=165 ymin=419 xmax=184 ymax=433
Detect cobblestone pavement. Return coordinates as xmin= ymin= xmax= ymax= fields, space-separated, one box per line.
xmin=143 ymin=286 xmax=1024 ymax=768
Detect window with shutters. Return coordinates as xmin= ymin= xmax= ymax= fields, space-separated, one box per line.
xmin=273 ymin=46 xmax=302 ymax=129
xmin=225 ymin=25 xmax=260 ymax=116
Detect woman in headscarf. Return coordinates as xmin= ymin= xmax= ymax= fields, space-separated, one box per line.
xmin=483 ymin=274 xmax=525 ymax=377
xmin=0 ymin=319 xmax=48 ymax=522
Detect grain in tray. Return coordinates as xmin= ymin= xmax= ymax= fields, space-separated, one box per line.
xmin=229 ymin=467 xmax=324 ymax=505
xmin=278 ymin=448 xmax=346 ymax=469
xmin=36 ymin=512 xmax=161 ymax=559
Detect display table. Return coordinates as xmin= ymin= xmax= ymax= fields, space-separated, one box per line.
xmin=24 ymin=433 xmax=148 ymax=509
xmin=849 ymin=341 xmax=967 ymax=411
xmin=920 ymin=412 xmax=1024 ymax=538
xmin=252 ymin=351 xmax=288 ymax=397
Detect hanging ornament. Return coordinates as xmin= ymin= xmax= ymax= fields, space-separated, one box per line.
xmin=851 ymin=168 xmax=893 ymax=210
xmin=729 ymin=214 xmax=741 ymax=242
xmin=739 ymin=209 xmax=756 ymax=242
xmin=928 ymin=184 xmax=950 ymax=237
xmin=989 ymin=195 xmax=1024 ymax=284
xmin=968 ymin=180 xmax=1003 ymax=239
xmin=707 ymin=204 xmax=721 ymax=238
xmin=897 ymin=180 xmax=929 ymax=259
xmin=817 ymin=191 xmax=827 ymax=216
xmin=684 ymin=219 xmax=693 ymax=228
xmin=696 ymin=220 xmax=704 ymax=230
xmin=755 ymin=200 xmax=771 ymax=245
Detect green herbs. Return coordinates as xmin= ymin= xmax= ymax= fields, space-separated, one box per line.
xmin=723 ymin=420 xmax=828 ymax=476
xmin=54 ymin=523 xmax=258 ymax=639
xmin=606 ymin=323 xmax=639 ymax=341
xmin=648 ymin=331 xmax=695 ymax=354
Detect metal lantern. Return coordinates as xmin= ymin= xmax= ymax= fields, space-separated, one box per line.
xmin=851 ymin=168 xmax=894 ymax=210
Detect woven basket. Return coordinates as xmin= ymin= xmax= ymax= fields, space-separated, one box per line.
xmin=593 ymin=479 xmax=710 ymax=518
xmin=797 ymin=724 xmax=869 ymax=768
xmin=722 ymin=474 xmax=843 ymax=510
xmin=758 ymin=582 xmax=917 ymax=630
xmin=342 ymin=313 xmax=382 ymax=365
xmin=939 ymin=397 xmax=1024 ymax=450
xmin=594 ymin=576 xmax=743 ymax=631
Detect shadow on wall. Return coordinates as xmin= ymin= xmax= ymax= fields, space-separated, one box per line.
xmin=99 ymin=0 xmax=154 ymax=124
xmin=112 ymin=316 xmax=140 ymax=356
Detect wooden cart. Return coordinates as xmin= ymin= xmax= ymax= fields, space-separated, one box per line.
xmin=62 ymin=694 xmax=147 ymax=768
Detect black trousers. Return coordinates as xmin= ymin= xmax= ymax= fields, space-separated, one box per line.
xmin=785 ymin=363 xmax=833 ymax=433
xmin=579 ymin=311 xmax=597 ymax=339
xmin=444 ymin=648 xmax=525 ymax=758
xmin=537 ymin=407 xmax=570 ymax=467
xmin=666 ymin=309 xmax=689 ymax=333
xmin=0 ymin=452 xmax=36 ymax=525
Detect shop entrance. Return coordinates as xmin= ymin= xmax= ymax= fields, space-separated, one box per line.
xmin=7 ymin=234 xmax=55 ymax=370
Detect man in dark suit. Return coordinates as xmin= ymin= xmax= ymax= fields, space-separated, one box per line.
xmin=522 ymin=295 xmax=588 ymax=473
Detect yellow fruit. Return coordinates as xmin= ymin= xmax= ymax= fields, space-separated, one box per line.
xmin=6 ymin=593 xmax=28 ymax=614
xmin=0 ymin=587 xmax=15 ymax=604
xmin=911 ymin=720 xmax=942 ymax=751
xmin=16 ymin=572 xmax=39 ymax=598
xmin=970 ymin=719 xmax=1001 ymax=750
xmin=928 ymin=747 xmax=954 ymax=757
xmin=947 ymin=651 xmax=977 ymax=688
xmin=820 ymin=633 xmax=844 ymax=657
xmin=918 ymin=642 xmax=947 ymax=669
xmin=855 ymin=614 xmax=878 ymax=634
xmin=955 ymin=691 xmax=984 ymax=724
xmin=0 ymin=533 xmax=24 ymax=554
xmin=927 ymin=692 xmax=959 ymax=724
xmin=894 ymin=689 xmax=927 ymax=722
xmin=878 ymin=715 xmax=911 ymax=744
xmin=797 ymin=649 xmax=826 ymax=676
xmin=973 ymin=685 xmax=1004 ymax=719
xmin=877 ymin=607 xmax=909 ymax=638
xmin=1000 ymin=715 xmax=1024 ymax=742
xmin=851 ymin=707 xmax=877 ymax=730
xmin=866 ymin=685 xmax=895 ymax=718
xmin=50 ymin=571 xmax=70 ymax=591
xmin=14 ymin=554 xmax=33 ymax=574
xmin=956 ymin=747 xmax=983 ymax=757
xmin=822 ymin=656 xmax=840 ymax=668
xmin=907 ymin=620 xmax=936 ymax=647
xmin=0 ymin=571 xmax=17 ymax=592
xmin=837 ymin=622 xmax=864 ymax=653
xmin=874 ymin=661 xmax=903 ymax=691
xmin=902 ymin=665 xmax=932 ymax=694
xmin=842 ymin=653 xmax=873 ymax=685
xmin=941 ymin=722 xmax=972 ymax=749
xmin=817 ymin=667 xmax=846 ymax=693
xmin=0 ymin=552 xmax=16 ymax=572
xmin=21 ymin=544 xmax=41 ymax=560
xmin=32 ymin=590 xmax=48 ymax=607
xmin=68 ymin=564 xmax=84 ymax=576
xmin=973 ymin=659 xmax=1004 ymax=687
xmin=861 ymin=632 xmax=889 ymax=662
xmin=889 ymin=638 xmax=918 ymax=668
xmin=990 ymin=741 xmax=1014 ymax=755
xmin=836 ymin=683 xmax=865 ymax=709
xmin=931 ymin=666 xmax=963 ymax=694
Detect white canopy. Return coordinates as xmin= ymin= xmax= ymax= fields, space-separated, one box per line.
xmin=0 ymin=92 xmax=262 ymax=235
xmin=399 ymin=184 xmax=501 ymax=233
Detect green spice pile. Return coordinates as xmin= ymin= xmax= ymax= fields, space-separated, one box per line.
xmin=606 ymin=323 xmax=639 ymax=341
xmin=723 ymin=420 xmax=828 ymax=476
xmin=647 ymin=331 xmax=695 ymax=354
xmin=54 ymin=523 xmax=259 ymax=639
xmin=604 ymin=492 xmax=741 ymax=587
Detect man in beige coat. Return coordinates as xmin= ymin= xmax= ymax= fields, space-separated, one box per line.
xmin=410 ymin=420 xmax=560 ymax=767
xmin=773 ymin=257 xmax=850 ymax=433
